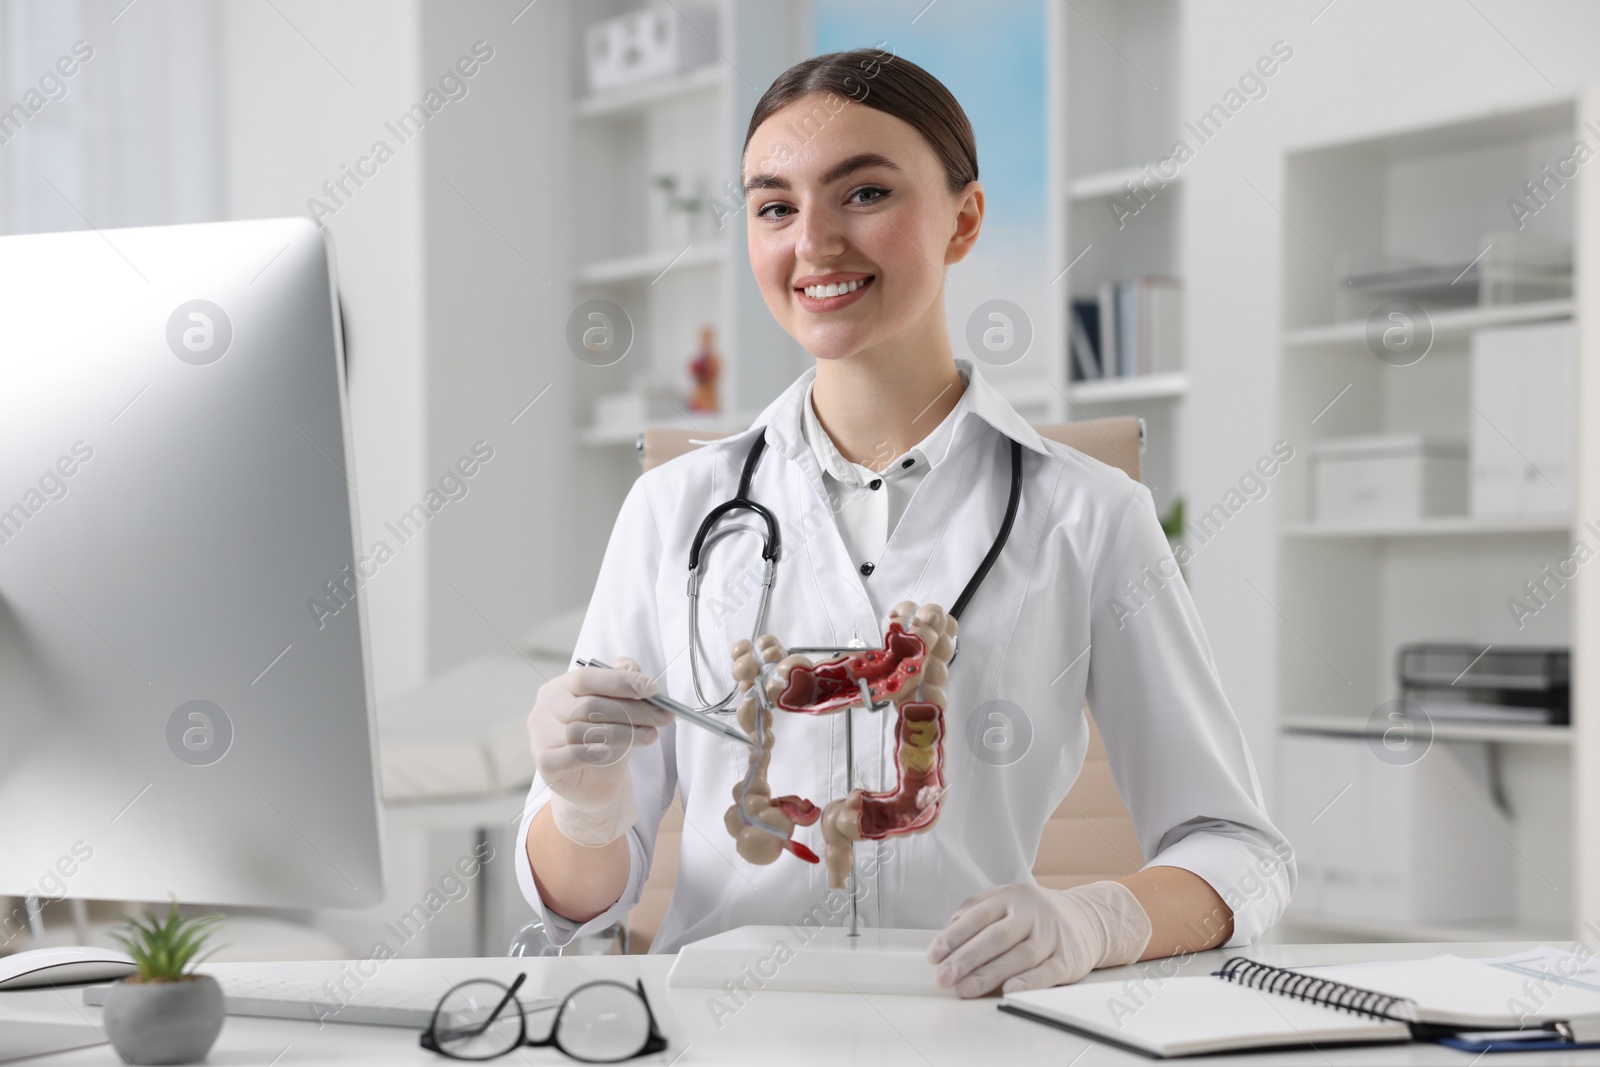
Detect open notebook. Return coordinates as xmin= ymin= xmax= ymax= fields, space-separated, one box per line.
xmin=999 ymin=947 xmax=1600 ymax=1058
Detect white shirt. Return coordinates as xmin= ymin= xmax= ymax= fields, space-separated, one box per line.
xmin=799 ymin=367 xmax=967 ymax=581
xmin=516 ymin=358 xmax=1294 ymax=955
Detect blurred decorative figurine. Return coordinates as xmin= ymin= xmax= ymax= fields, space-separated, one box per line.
xmin=688 ymin=325 xmax=721 ymax=413
xmin=723 ymin=600 xmax=955 ymax=890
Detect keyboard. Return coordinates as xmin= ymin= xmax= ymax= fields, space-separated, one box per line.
xmin=83 ymin=974 xmax=558 ymax=1028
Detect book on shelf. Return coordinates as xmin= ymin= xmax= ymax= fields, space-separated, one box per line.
xmin=1117 ymin=277 xmax=1138 ymax=376
xmin=1068 ymin=299 xmax=1100 ymax=380
xmin=1072 ymin=276 xmax=1181 ymax=382
xmin=1137 ymin=275 xmax=1182 ymax=376
xmin=1096 ymin=282 xmax=1117 ymax=381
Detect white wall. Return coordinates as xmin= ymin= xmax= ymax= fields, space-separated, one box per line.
xmin=218 ymin=0 xmax=585 ymax=956
xmin=218 ymin=0 xmax=582 ymax=698
xmin=418 ymin=0 xmax=580 ymax=673
xmin=1176 ymin=0 xmax=1600 ymax=792
xmin=213 ymin=0 xmax=444 ymax=954
xmin=219 ymin=0 xmax=429 ymax=704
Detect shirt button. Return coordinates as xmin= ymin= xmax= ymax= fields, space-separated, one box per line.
xmin=868 ymin=478 xmax=882 ymax=490
xmin=860 ymin=562 xmax=875 ymax=576
xmin=901 ymin=458 xmax=915 ymax=469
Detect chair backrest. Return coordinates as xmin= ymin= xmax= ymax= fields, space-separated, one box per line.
xmin=625 ymin=416 xmax=1145 ymax=951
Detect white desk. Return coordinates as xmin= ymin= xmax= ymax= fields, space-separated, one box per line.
xmin=4 ymin=941 xmax=1591 ymax=1065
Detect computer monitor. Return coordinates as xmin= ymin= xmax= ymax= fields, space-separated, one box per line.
xmin=0 ymin=217 xmax=384 ymax=912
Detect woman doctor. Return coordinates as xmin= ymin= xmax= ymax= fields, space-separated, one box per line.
xmin=521 ymin=49 xmax=1293 ymax=998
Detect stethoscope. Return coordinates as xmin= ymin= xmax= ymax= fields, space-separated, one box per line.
xmin=686 ymin=432 xmax=1025 ymax=714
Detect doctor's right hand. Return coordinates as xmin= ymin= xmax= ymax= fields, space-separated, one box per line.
xmin=527 ymin=658 xmax=672 ymax=848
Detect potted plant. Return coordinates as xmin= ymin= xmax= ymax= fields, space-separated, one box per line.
xmin=102 ymin=900 xmax=226 ymax=1065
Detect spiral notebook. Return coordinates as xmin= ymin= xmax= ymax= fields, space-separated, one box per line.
xmin=999 ymin=949 xmax=1600 ymax=1058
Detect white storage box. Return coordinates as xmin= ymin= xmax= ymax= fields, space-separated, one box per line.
xmin=1310 ymin=434 xmax=1467 ymax=525
xmin=584 ymin=5 xmax=718 ymax=94
xmin=1471 ymin=321 xmax=1573 ymax=517
xmin=1278 ymin=733 xmax=1513 ymax=926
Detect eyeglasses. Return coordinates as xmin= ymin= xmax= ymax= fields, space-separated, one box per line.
xmin=420 ymin=973 xmax=668 ymax=1063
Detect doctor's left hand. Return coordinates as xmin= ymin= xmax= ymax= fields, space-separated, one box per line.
xmin=927 ymin=881 xmax=1153 ymax=998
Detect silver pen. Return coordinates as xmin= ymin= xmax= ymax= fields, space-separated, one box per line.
xmin=575 ymin=658 xmax=756 ymax=748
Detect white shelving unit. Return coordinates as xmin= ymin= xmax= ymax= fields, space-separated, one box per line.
xmin=1060 ymin=0 xmax=1185 ymax=517
xmin=1069 ymin=371 xmax=1188 ymax=405
xmin=1284 ymin=297 xmax=1574 ymax=349
xmin=571 ymin=62 xmax=727 ymax=119
xmin=574 ymin=243 xmax=727 ymax=287
xmin=1283 ymin=514 xmax=1573 ymax=539
xmin=1069 ymin=164 xmax=1183 ymax=202
xmin=1283 ymin=714 xmax=1572 ymax=748
xmin=1271 ymin=90 xmax=1600 ymax=943
xmin=562 ymin=2 xmax=808 ymax=554
xmin=567 ymin=1 xmax=802 ymax=423
xmin=578 ymin=408 xmax=757 ymax=447
xmin=1277 ymin=911 xmax=1573 ymax=946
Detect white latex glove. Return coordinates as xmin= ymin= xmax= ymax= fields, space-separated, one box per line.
xmin=527 ymin=657 xmax=672 ymax=847
xmin=927 ymin=880 xmax=1153 ymax=998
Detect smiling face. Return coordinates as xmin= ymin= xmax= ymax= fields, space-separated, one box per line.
xmin=742 ymin=93 xmax=983 ymax=363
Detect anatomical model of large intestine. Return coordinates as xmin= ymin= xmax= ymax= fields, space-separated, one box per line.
xmin=722 ymin=600 xmax=956 ymax=889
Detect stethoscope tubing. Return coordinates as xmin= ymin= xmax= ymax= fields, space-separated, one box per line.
xmin=685 ymin=433 xmax=1023 ymax=711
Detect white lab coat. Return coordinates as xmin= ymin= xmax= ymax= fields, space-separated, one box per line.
xmin=516 ymin=359 xmax=1294 ymax=955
